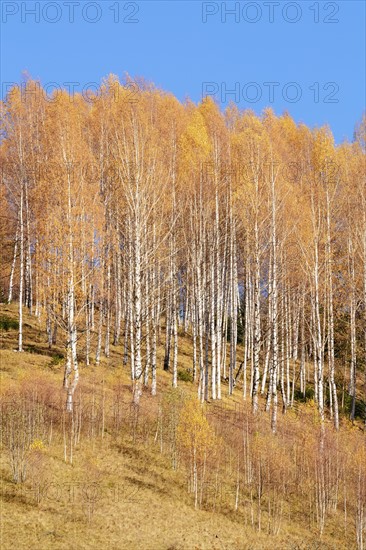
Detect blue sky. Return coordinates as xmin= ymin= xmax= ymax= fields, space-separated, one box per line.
xmin=1 ymin=0 xmax=365 ymax=143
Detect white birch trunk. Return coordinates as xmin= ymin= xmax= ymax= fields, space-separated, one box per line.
xmin=18 ymin=180 xmax=24 ymax=353
xmin=8 ymin=221 xmax=19 ymax=304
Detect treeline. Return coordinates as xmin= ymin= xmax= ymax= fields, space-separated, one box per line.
xmin=1 ymin=77 xmax=365 ymax=431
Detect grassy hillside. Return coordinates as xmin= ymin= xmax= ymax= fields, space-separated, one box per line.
xmin=0 ymin=304 xmax=364 ymax=550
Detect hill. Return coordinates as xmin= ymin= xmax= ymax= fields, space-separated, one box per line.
xmin=1 ymin=304 xmax=365 ymax=550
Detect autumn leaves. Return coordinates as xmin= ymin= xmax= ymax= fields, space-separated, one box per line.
xmin=1 ymin=78 xmax=365 ymax=430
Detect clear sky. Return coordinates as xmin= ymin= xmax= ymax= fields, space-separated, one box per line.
xmin=1 ymin=0 xmax=365 ymax=143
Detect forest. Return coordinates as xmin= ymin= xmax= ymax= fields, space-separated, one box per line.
xmin=0 ymin=76 xmax=365 ymax=549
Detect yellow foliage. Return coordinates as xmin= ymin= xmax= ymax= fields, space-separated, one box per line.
xmin=29 ymin=439 xmax=45 ymax=452
xmin=177 ymin=398 xmax=215 ymax=459
xmin=178 ymin=109 xmax=211 ymax=176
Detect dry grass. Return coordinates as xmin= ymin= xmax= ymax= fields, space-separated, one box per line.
xmin=0 ymin=304 xmax=358 ymax=549
xmin=1 ymin=438 xmax=342 ymax=550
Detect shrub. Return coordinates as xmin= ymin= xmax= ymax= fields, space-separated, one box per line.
xmin=293 ymin=387 xmax=315 ymax=403
xmin=50 ymin=353 xmax=64 ymax=367
xmin=177 ymin=369 xmax=193 ymax=383
xmin=1 ymin=390 xmax=53 ymax=483
xmin=0 ymin=315 xmax=19 ymax=331
xmin=343 ymin=392 xmax=365 ymax=420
